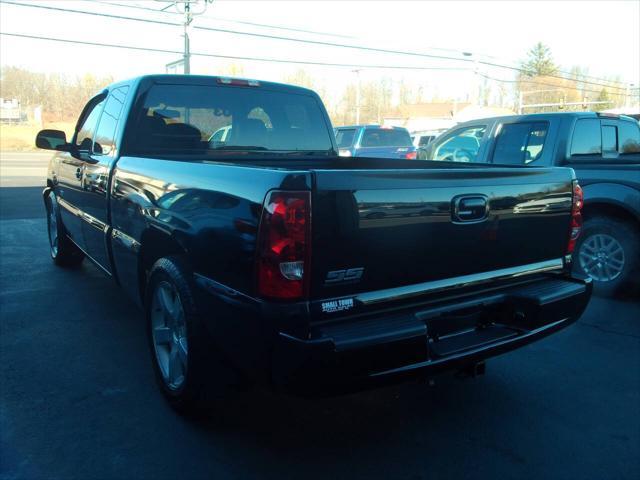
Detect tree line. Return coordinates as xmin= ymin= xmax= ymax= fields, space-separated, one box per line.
xmin=1 ymin=43 xmax=631 ymax=126
xmin=0 ymin=66 xmax=114 ymax=122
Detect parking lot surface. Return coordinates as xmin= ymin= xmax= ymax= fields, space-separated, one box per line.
xmin=1 ymin=152 xmax=639 ymax=480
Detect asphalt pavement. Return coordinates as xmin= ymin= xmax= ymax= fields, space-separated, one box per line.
xmin=0 ymin=152 xmax=639 ymax=480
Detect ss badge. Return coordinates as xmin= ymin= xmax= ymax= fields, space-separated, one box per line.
xmin=324 ymin=267 xmax=364 ymax=285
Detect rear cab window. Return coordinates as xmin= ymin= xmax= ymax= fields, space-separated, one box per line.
xmin=571 ymin=118 xmax=602 ymax=156
xmin=570 ymin=117 xmax=640 ymax=161
xmin=127 ymin=82 xmax=334 ymax=158
xmin=618 ymin=120 xmax=640 ymax=154
xmin=360 ymin=128 xmax=412 ymax=147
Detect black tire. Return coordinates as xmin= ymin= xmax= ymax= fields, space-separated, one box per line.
xmin=573 ymin=216 xmax=640 ymax=297
xmin=145 ymin=256 xmax=234 ymax=414
xmin=44 ymin=191 xmax=84 ymax=268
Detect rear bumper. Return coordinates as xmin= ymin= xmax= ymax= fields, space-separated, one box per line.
xmin=271 ymin=274 xmax=592 ymax=395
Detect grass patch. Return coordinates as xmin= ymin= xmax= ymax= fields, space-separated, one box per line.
xmin=0 ymin=122 xmax=75 ymax=151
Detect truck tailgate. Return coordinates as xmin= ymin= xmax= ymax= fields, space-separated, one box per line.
xmin=310 ymin=166 xmax=574 ymax=300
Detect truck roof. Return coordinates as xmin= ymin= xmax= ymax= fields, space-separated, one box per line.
xmin=102 ymin=74 xmax=319 ymax=96
xmin=455 ymin=111 xmax=639 ymax=127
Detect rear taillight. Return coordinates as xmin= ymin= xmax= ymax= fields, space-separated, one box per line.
xmin=405 ymin=151 xmax=417 ymax=160
xmin=567 ymin=181 xmax=583 ymax=254
xmin=256 ymin=191 xmax=311 ymax=300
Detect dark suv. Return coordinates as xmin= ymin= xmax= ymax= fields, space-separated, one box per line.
xmin=425 ymin=112 xmax=640 ymax=295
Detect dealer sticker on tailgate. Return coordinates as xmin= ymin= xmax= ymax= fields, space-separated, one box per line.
xmin=321 ymin=298 xmax=355 ymax=314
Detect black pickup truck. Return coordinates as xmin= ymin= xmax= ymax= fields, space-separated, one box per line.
xmin=36 ymin=75 xmax=591 ymax=412
xmin=424 ymin=112 xmax=640 ymax=295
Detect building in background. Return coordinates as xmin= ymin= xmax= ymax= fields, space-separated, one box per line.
xmin=0 ymin=98 xmax=24 ymax=124
xmin=383 ymin=101 xmax=515 ymax=133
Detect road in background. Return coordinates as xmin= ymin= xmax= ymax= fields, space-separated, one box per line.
xmin=0 ymin=152 xmax=51 ymax=188
xmin=0 ymin=167 xmax=639 ymax=480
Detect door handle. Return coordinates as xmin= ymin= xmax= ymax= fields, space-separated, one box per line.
xmin=452 ymin=195 xmax=489 ymax=223
xmin=75 ymin=168 xmax=82 ymax=179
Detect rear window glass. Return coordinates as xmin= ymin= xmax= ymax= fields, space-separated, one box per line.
xmin=360 ymin=128 xmax=412 ymax=147
xmin=491 ymin=122 xmax=549 ymax=164
xmin=129 ymin=83 xmax=333 ymax=156
xmin=571 ymin=119 xmax=601 ymax=155
xmin=619 ymin=121 xmax=640 ymax=154
xmin=335 ymin=128 xmax=356 ymax=148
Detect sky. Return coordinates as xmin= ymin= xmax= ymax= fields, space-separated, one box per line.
xmin=1 ymin=0 xmax=639 ymax=107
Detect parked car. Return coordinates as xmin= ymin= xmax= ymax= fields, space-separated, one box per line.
xmin=411 ymin=129 xmax=446 ymax=159
xmin=335 ymin=124 xmax=417 ymax=159
xmin=424 ymin=112 xmax=640 ymax=295
xmin=36 ymin=75 xmax=591 ymax=413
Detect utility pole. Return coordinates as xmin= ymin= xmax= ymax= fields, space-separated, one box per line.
xmin=183 ymin=1 xmax=191 ymax=74
xmin=160 ymin=0 xmax=213 ymax=74
xmin=462 ymin=52 xmax=480 ymax=106
xmin=353 ymin=69 xmax=361 ymax=124
xmin=518 ymin=91 xmax=523 ymax=114
xmin=626 ymin=83 xmax=636 ymax=109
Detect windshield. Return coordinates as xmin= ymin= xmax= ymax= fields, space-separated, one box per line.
xmin=128 ymin=83 xmax=334 ymax=156
xmin=361 ymin=128 xmax=412 ymax=147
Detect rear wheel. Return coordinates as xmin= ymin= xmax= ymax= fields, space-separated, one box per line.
xmin=45 ymin=191 xmax=84 ymax=267
xmin=146 ymin=256 xmax=235 ymax=414
xmin=573 ymin=216 xmax=639 ymax=296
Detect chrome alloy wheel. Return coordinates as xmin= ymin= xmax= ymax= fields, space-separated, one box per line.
xmin=151 ymin=281 xmax=188 ymax=390
xmin=46 ymin=196 xmax=59 ymax=257
xmin=578 ymin=233 xmax=625 ymax=282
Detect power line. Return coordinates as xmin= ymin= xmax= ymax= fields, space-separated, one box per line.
xmin=0 ymin=32 xmax=471 ymax=72
xmin=477 ymin=72 xmax=631 ymax=97
xmin=3 ymin=31 xmax=629 ymax=99
xmin=87 ymin=0 xmax=636 ymax=86
xmin=90 ymin=0 xmax=358 ymax=39
xmin=2 ymin=0 xmax=631 ymax=92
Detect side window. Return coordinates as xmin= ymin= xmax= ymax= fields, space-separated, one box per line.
xmin=601 ymin=125 xmax=618 ymax=154
xmin=570 ymin=119 xmax=601 ymax=156
xmin=433 ymin=125 xmax=486 ymax=162
xmin=618 ymin=121 xmax=640 ymax=154
xmin=418 ymin=136 xmax=433 ymax=147
xmin=491 ymin=122 xmax=549 ymax=165
xmin=335 ymin=129 xmax=356 ymax=148
xmin=93 ymin=86 xmax=129 ymax=156
xmin=75 ymin=97 xmax=105 ymax=151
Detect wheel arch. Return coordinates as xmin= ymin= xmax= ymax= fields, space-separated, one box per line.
xmin=137 ymin=226 xmax=190 ymax=305
xmin=581 ymin=182 xmax=640 ymax=227
xmin=582 ymin=200 xmax=640 ymax=230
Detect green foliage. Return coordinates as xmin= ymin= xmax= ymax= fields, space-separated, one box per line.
xmin=521 ymin=42 xmax=558 ymax=77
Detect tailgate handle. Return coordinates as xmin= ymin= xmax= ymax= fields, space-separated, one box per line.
xmin=453 ymin=195 xmax=489 ymax=222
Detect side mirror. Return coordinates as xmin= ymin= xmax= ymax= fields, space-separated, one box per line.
xmin=35 ymin=129 xmax=71 ymax=151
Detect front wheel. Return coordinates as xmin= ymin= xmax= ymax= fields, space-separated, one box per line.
xmin=573 ymin=216 xmax=639 ymax=296
xmin=45 ymin=191 xmax=84 ymax=267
